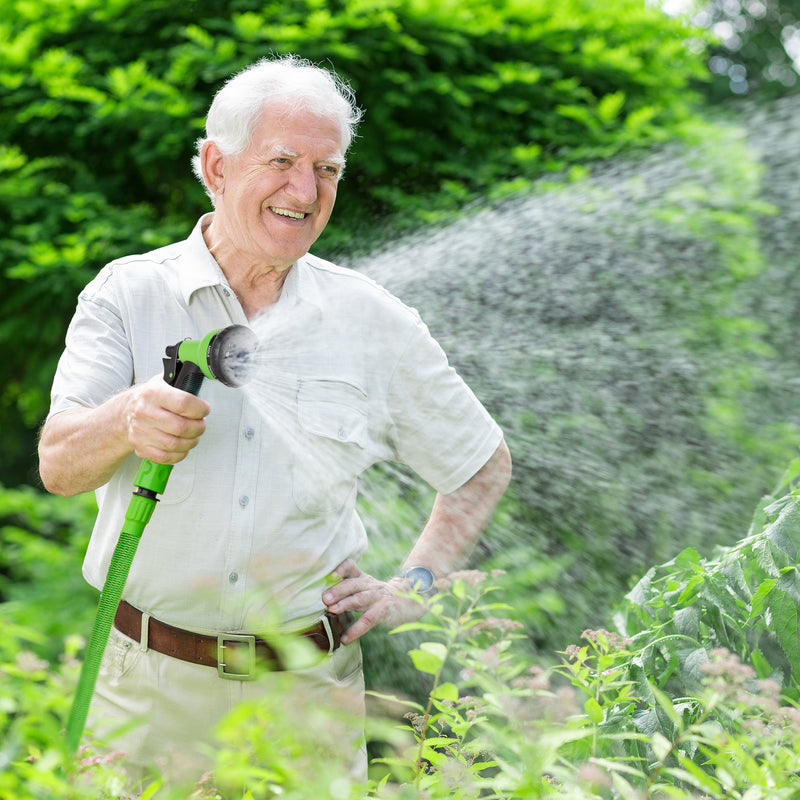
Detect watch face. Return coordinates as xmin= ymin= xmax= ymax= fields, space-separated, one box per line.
xmin=405 ymin=566 xmax=435 ymax=594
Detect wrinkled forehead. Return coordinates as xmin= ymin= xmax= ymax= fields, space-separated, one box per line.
xmin=254 ymin=101 xmax=348 ymax=155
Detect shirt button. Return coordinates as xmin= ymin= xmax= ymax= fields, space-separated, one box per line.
xmin=244 ymin=427 xmax=255 ymax=440
xmin=337 ymin=428 xmax=347 ymax=440
xmin=229 ymin=572 xmax=239 ymax=584
xmin=223 ymin=288 xmax=231 ymax=297
xmin=239 ymin=495 xmax=249 ymax=507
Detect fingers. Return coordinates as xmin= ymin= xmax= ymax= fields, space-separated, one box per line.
xmin=126 ymin=375 xmax=211 ymax=464
xmin=322 ymin=569 xmax=428 ymax=645
xmin=331 ymin=586 xmax=395 ymax=644
xmin=322 ymin=565 xmax=374 ymax=614
xmin=340 ymin=609 xmax=383 ymax=645
xmin=339 ymin=592 xmax=426 ymax=645
xmin=331 ymin=559 xmax=361 ymax=580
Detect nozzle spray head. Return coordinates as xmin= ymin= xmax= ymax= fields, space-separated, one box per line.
xmin=209 ymin=324 xmax=258 ymax=387
xmin=187 ymin=324 xmax=258 ymax=387
xmin=164 ymin=325 xmax=258 ymax=392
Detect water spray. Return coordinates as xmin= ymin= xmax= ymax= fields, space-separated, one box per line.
xmin=65 ymin=324 xmax=257 ymax=756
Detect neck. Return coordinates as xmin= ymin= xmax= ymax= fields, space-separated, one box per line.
xmin=201 ymin=214 xmax=292 ymax=318
xmin=228 ymin=268 xmax=289 ymax=318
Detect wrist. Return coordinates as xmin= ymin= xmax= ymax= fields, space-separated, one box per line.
xmin=399 ymin=565 xmax=437 ymax=597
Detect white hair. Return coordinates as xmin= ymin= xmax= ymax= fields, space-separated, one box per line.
xmin=192 ymin=55 xmax=363 ymax=197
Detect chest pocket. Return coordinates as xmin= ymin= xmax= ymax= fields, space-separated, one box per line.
xmin=158 ymin=449 xmax=197 ymax=505
xmin=293 ymin=379 xmax=370 ymax=515
xmin=115 ymin=450 xmax=196 ymax=507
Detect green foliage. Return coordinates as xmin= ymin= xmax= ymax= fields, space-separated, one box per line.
xmin=555 ymin=629 xmax=800 ymax=797
xmin=686 ymin=0 xmax=800 ymax=99
xmin=366 ymin=564 xmax=800 ymax=798
xmin=7 ymin=548 xmax=800 ymax=798
xmin=5 ymin=2 xmax=800 ymax=793
xmin=0 ymin=620 xmax=131 ymax=800
xmin=620 ymin=458 xmax=800 ymax=699
xmin=0 ymin=0 xmax=710 ymax=483
xmin=0 ymin=484 xmax=98 ymax=660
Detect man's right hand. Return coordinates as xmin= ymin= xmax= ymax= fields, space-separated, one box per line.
xmin=39 ymin=375 xmax=211 ymax=497
xmin=126 ymin=374 xmax=211 ymax=465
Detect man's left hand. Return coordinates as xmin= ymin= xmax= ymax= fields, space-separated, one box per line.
xmin=322 ymin=559 xmax=429 ymax=645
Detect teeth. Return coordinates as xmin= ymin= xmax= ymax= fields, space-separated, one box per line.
xmin=271 ymin=207 xmax=306 ymax=220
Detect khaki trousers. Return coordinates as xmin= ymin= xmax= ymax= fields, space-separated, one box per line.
xmin=87 ymin=625 xmax=367 ymax=794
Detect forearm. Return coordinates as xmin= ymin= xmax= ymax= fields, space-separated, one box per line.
xmin=38 ymin=393 xmax=136 ymax=497
xmin=324 ymin=439 xmax=512 ymax=643
xmin=39 ymin=375 xmax=211 ymax=497
xmin=402 ymin=438 xmax=512 ymax=577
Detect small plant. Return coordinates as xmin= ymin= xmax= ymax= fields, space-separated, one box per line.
xmin=0 ymin=617 xmax=133 ymax=800
xmin=554 ymin=629 xmax=800 ymax=797
xmin=369 ymin=570 xmax=531 ymax=797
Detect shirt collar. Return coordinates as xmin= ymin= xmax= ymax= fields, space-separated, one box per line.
xmin=281 ymin=254 xmax=324 ymax=312
xmin=178 ymin=214 xmax=231 ymax=306
xmin=179 ymin=214 xmax=325 ymax=312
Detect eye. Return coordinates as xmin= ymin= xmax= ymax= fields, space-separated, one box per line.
xmin=318 ymin=164 xmax=340 ymax=178
xmin=272 ymin=157 xmax=292 ymax=168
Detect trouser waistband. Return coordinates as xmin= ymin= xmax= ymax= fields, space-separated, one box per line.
xmin=113 ymin=600 xmax=348 ymax=680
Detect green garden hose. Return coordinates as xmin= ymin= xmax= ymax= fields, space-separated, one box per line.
xmin=65 ymin=460 xmax=173 ymax=754
xmin=64 ymin=324 xmax=256 ymax=756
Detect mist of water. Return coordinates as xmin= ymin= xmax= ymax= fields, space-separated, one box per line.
xmin=232 ymin=95 xmax=800 ymax=650
xmin=352 ymin=104 xmax=800 ymax=573
xmin=235 ymin=302 xmax=361 ymax=492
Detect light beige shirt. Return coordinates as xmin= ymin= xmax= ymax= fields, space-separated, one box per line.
xmin=49 ymin=216 xmax=503 ymax=633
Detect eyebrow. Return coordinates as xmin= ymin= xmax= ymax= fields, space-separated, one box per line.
xmin=274 ymin=145 xmax=345 ymax=167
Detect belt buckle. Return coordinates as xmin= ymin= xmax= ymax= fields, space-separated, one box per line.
xmin=217 ymin=634 xmax=257 ymax=681
xmin=320 ymin=613 xmax=336 ymax=655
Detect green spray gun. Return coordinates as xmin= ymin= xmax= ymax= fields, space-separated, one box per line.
xmin=65 ymin=324 xmax=257 ymax=755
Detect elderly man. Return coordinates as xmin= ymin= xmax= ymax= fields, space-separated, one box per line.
xmin=38 ymin=55 xmax=511 ymax=789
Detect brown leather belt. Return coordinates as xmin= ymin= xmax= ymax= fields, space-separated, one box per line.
xmin=113 ymin=600 xmax=348 ymax=680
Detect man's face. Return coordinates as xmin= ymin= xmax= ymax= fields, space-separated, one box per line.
xmin=212 ymin=106 xmax=345 ymax=270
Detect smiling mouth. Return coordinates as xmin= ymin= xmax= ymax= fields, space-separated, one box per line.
xmin=270 ymin=206 xmax=308 ymax=220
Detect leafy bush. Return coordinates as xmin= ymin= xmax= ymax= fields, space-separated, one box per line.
xmin=0 ymin=485 xmax=98 ymax=661
xmin=620 ymin=457 xmax=800 ymax=700
xmin=554 ymin=630 xmax=800 ymax=797
xmin=7 ymin=553 xmax=800 ymax=798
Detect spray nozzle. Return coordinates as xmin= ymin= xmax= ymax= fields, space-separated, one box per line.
xmin=163 ymin=325 xmax=258 ymax=392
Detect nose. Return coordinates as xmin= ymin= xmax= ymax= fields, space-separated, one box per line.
xmin=287 ymin=164 xmax=318 ymax=205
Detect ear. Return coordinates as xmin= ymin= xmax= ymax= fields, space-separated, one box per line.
xmin=200 ymin=140 xmax=226 ymax=197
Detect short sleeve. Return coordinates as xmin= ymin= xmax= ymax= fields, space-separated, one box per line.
xmin=48 ymin=276 xmax=133 ymax=417
xmin=387 ymin=320 xmax=503 ymax=494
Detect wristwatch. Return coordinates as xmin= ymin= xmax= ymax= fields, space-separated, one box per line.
xmin=401 ymin=566 xmax=436 ymax=596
